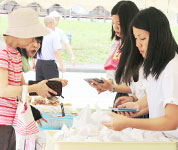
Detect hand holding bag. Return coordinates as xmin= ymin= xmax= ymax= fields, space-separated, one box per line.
xmin=28 ymin=80 xmax=63 ymax=97
xmin=104 ymin=41 xmax=121 ymax=70
xmin=13 ymin=85 xmax=39 ymax=139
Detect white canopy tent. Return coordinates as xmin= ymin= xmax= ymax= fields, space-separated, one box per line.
xmin=0 ymin=0 xmax=178 ymax=13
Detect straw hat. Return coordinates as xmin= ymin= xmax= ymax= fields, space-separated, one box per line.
xmin=5 ymin=8 xmax=49 ymax=38
xmin=49 ymin=11 xmax=63 ymax=19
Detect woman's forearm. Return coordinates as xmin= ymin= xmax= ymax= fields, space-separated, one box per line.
xmin=114 ymin=84 xmax=132 ymax=93
xmin=0 ymin=84 xmax=39 ymax=97
xmin=0 ymin=85 xmax=23 ymax=97
xmin=127 ymin=115 xmax=177 ymax=131
xmin=134 ymin=107 xmax=149 ymax=117
xmin=136 ymin=95 xmax=148 ymax=110
xmin=126 ymin=104 xmax=178 ymax=131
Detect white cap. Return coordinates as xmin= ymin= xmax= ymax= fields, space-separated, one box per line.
xmin=49 ymin=11 xmax=63 ymax=19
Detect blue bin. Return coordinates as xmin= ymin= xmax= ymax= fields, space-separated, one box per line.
xmin=39 ymin=113 xmax=75 ymax=130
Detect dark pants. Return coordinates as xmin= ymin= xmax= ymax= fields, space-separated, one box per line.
xmin=36 ymin=59 xmax=59 ymax=81
xmin=0 ymin=125 xmax=16 ymax=150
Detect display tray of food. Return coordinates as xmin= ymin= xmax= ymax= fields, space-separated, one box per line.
xmin=30 ymin=96 xmax=78 ymax=115
xmin=31 ymin=96 xmax=60 ymax=106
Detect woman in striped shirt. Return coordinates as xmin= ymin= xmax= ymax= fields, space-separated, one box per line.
xmin=0 ymin=8 xmax=68 ymax=150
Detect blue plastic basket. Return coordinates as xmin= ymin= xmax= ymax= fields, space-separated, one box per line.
xmin=39 ymin=113 xmax=75 ymax=130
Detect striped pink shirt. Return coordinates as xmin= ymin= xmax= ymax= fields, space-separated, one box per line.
xmin=0 ymin=46 xmax=22 ymax=126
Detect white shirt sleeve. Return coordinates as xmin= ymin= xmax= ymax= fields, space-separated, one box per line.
xmin=53 ymin=32 xmax=62 ymax=50
xmin=129 ymin=82 xmax=136 ymax=95
xmin=55 ymin=28 xmax=69 ymax=45
xmin=129 ymin=67 xmax=145 ymax=99
xmin=161 ymin=55 xmax=178 ymax=106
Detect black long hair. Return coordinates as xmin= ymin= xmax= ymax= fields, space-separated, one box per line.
xmin=34 ymin=36 xmax=43 ymax=58
xmin=112 ymin=1 xmax=139 ymax=84
xmin=111 ymin=1 xmax=139 ymax=43
xmin=17 ymin=36 xmax=43 ymax=58
xmin=119 ymin=7 xmax=178 ymax=84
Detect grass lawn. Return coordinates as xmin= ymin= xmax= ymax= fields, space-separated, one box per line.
xmin=0 ymin=16 xmax=178 ymax=64
xmin=171 ymin=26 xmax=178 ymax=43
xmin=59 ymin=19 xmax=112 ymax=64
xmin=0 ymin=16 xmax=112 ymax=64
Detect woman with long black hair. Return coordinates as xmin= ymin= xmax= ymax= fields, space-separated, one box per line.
xmin=103 ymin=7 xmax=178 ymax=140
xmin=89 ymin=1 xmax=140 ymax=106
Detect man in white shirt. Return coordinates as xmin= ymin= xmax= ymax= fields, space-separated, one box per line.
xmin=49 ymin=11 xmax=75 ymax=66
xmin=36 ymin=16 xmax=66 ymax=80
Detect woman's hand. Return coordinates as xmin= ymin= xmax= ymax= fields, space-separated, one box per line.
xmin=30 ymin=105 xmax=48 ymax=127
xmin=88 ymin=78 xmax=113 ymax=94
xmin=32 ymin=79 xmax=68 ymax=98
xmin=102 ymin=112 xmax=129 ymax=131
xmin=35 ymin=80 xmax=57 ymax=98
xmin=116 ymin=102 xmax=148 ymax=118
xmin=93 ymin=78 xmax=113 ymax=91
xmin=117 ymin=102 xmax=140 ymax=117
xmin=88 ymin=81 xmax=106 ymax=94
xmin=49 ymin=78 xmax=68 ymax=87
xmin=36 ymin=117 xmax=48 ymax=127
xmin=114 ymin=96 xmax=134 ymax=107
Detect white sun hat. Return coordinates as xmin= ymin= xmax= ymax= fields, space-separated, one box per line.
xmin=5 ymin=7 xmax=49 ymax=38
xmin=49 ymin=11 xmax=63 ymax=19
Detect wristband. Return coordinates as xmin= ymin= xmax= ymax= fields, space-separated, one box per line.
xmin=130 ymin=96 xmax=135 ymax=102
xmin=110 ymin=84 xmax=115 ymax=92
xmin=130 ymin=96 xmax=138 ymax=102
